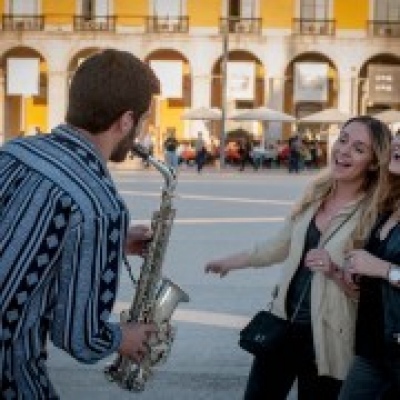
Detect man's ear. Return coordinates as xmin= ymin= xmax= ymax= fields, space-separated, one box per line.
xmin=119 ymin=111 xmax=134 ymax=135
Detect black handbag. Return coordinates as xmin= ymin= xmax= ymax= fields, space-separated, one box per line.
xmin=239 ymin=207 xmax=359 ymax=357
xmin=239 ymin=278 xmax=310 ymax=357
xmin=238 ymin=310 xmax=292 ymax=357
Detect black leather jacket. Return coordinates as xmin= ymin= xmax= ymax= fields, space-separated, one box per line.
xmin=358 ymin=215 xmax=400 ymax=351
xmin=380 ymin=221 xmax=400 ymax=344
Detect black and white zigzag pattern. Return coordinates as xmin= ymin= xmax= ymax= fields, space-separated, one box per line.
xmin=0 ymin=125 xmax=129 ymax=398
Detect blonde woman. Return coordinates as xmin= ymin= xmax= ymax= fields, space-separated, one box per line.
xmin=205 ymin=116 xmax=392 ymax=400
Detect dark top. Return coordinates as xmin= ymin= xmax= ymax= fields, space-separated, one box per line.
xmin=286 ymin=217 xmax=320 ymax=324
xmin=355 ymin=221 xmax=385 ymax=360
xmin=164 ymin=136 xmax=178 ymax=151
xmin=355 ymin=213 xmax=400 ymax=361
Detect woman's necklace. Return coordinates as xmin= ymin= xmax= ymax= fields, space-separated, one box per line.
xmin=317 ymin=196 xmax=354 ymax=232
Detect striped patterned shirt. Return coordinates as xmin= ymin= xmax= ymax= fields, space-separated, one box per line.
xmin=0 ymin=125 xmax=129 ymax=399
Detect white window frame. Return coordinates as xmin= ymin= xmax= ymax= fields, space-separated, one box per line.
xmin=223 ymin=0 xmax=258 ymax=18
xmin=373 ymin=0 xmax=400 ymax=21
xmin=76 ymin=0 xmax=112 ymax=17
xmin=7 ymin=0 xmax=39 ymax=15
xmin=151 ymin=0 xmax=185 ymax=16
xmin=295 ymin=0 xmax=332 ymax=19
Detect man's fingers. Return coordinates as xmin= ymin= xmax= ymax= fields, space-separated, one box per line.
xmin=143 ymin=323 xmax=157 ymax=334
xmin=131 ymin=349 xmax=145 ymax=363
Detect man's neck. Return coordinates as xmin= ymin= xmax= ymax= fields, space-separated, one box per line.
xmin=72 ymin=126 xmax=114 ymax=161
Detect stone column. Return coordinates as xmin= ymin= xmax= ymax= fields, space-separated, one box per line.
xmin=267 ymin=76 xmax=288 ymax=140
xmin=192 ymin=73 xmax=212 ymax=108
xmin=189 ymin=73 xmax=213 ymax=136
xmin=337 ymin=67 xmax=353 ymax=115
xmin=47 ymin=70 xmax=68 ymax=131
xmin=185 ymin=52 xmax=214 ymax=139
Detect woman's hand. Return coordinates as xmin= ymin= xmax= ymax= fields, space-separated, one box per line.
xmin=343 ymin=249 xmax=390 ymax=280
xmin=125 ymin=225 xmax=152 ymax=256
xmin=304 ymin=248 xmax=335 ymax=276
xmin=305 ymin=248 xmax=359 ymax=298
xmin=205 ymin=252 xmax=250 ymax=278
xmin=205 ymin=259 xmax=233 ymax=278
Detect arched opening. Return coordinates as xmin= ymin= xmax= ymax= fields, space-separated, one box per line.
xmin=356 ymin=53 xmax=400 ymax=116
xmin=145 ymin=49 xmax=190 ymax=154
xmin=211 ymin=49 xmax=265 ymax=143
xmin=284 ymin=52 xmax=338 ymax=164
xmin=67 ymin=47 xmax=101 ymax=82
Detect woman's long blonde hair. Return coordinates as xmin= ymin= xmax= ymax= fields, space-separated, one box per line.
xmin=291 ymin=116 xmax=392 ymax=249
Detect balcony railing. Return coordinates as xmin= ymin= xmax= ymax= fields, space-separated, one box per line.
xmin=2 ymin=15 xmax=44 ymax=31
xmin=293 ymin=18 xmax=335 ymax=36
xmin=368 ymin=20 xmax=400 ymax=37
xmin=145 ymin=16 xmax=189 ymax=33
xmin=219 ymin=17 xmax=262 ymax=34
xmin=73 ymin=15 xmax=116 ymax=32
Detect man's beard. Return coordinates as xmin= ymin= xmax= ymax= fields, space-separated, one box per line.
xmin=110 ymin=127 xmax=135 ymax=163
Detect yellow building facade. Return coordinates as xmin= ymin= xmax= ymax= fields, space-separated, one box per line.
xmin=0 ymin=0 xmax=399 ymax=150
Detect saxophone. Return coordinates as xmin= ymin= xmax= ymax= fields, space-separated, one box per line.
xmin=104 ymin=143 xmax=189 ymax=391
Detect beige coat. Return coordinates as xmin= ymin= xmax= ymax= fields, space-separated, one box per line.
xmin=247 ymin=200 xmax=363 ymax=380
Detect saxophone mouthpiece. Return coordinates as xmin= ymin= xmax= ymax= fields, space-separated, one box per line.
xmin=131 ymin=142 xmax=149 ymax=160
xmin=131 ymin=141 xmax=176 ymax=193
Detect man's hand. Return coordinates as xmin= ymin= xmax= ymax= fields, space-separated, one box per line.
xmin=118 ymin=322 xmax=157 ymax=362
xmin=125 ymin=225 xmax=152 ymax=256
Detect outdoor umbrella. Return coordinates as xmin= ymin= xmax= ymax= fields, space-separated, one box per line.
xmin=181 ymin=106 xmax=222 ymax=120
xmin=298 ymin=108 xmax=351 ymax=124
xmin=181 ymin=107 xmax=222 ymax=145
xmin=373 ymin=109 xmax=400 ymax=124
xmin=229 ymin=106 xmax=296 ymax=123
xmin=228 ymin=106 xmax=296 ymax=147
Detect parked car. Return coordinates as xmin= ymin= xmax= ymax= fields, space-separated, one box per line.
xmin=178 ymin=144 xmax=196 ymax=165
xmin=225 ymin=141 xmax=241 ymax=164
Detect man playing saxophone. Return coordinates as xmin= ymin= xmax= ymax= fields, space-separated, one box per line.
xmin=0 ymin=49 xmax=160 ymax=399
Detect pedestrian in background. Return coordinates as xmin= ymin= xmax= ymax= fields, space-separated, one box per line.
xmin=163 ymin=131 xmax=179 ymax=170
xmin=205 ymin=116 xmax=392 ymax=399
xmin=195 ymin=131 xmax=207 ymax=173
xmin=288 ymin=135 xmax=301 ymax=173
xmin=0 ymin=49 xmax=159 ymax=398
xmin=339 ymin=133 xmax=400 ymax=400
xmin=239 ymin=137 xmax=257 ymax=171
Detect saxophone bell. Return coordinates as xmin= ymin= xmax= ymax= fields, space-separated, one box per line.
xmin=153 ymin=278 xmax=189 ymax=324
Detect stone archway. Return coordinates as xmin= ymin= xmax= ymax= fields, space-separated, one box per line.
xmin=211 ymin=50 xmax=265 ymax=142
xmin=145 ymin=49 xmax=190 ymax=152
xmin=356 ymin=53 xmax=400 ymax=115
xmin=284 ymin=52 xmax=338 ymax=119
xmin=67 ymin=47 xmax=101 ymax=84
xmin=283 ymin=52 xmax=339 ymax=164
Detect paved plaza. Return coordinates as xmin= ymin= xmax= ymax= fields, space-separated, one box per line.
xmin=48 ymin=166 xmax=317 ymax=399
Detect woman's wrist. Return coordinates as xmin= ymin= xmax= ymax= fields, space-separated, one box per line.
xmin=326 ymin=261 xmax=343 ymax=280
xmin=328 ymin=262 xmax=360 ymax=297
